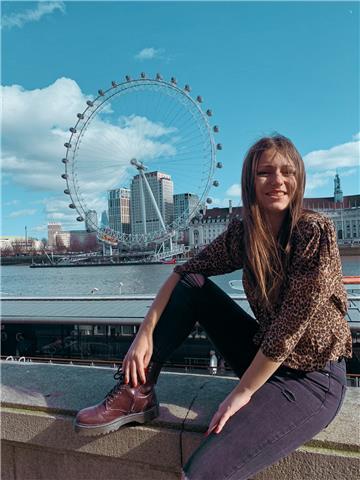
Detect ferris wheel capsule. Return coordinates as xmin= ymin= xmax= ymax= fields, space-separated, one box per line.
xmin=77 ymin=216 xmax=84 ymax=222
xmin=140 ymin=72 xmax=146 ymax=79
xmin=125 ymin=75 xmax=131 ymax=82
xmin=216 ymin=143 xmax=223 ymax=150
xmin=77 ymin=113 xmax=84 ymax=119
xmin=61 ymin=173 xmax=68 ymax=179
xmin=86 ymin=100 xmax=94 ymax=107
xmin=213 ymin=180 xmax=219 ymax=187
xmin=98 ymin=89 xmax=105 ymax=96
xmin=62 ymin=158 xmax=68 ymax=164
xmin=69 ymin=127 xmax=77 ymax=133
xmin=213 ymin=125 xmax=219 ymax=133
xmin=206 ymin=109 xmax=212 ymax=117
xmin=64 ymin=189 xmax=70 ymax=195
xmin=156 ymin=73 xmax=162 ymax=81
xmin=171 ymin=77 xmax=177 ymax=84
xmin=216 ymin=162 xmax=223 ymax=169
xmin=111 ymin=81 xmax=117 ymax=87
xmin=69 ymin=204 xmax=76 ymax=209
xmin=206 ymin=198 xmax=213 ymax=204
xmin=184 ymin=84 xmax=191 ymax=92
xmin=64 ymin=142 xmax=71 ymax=149
xmin=196 ymin=95 xmax=203 ymax=103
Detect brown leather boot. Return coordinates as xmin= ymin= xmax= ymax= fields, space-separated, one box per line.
xmin=74 ymin=361 xmax=162 ymax=436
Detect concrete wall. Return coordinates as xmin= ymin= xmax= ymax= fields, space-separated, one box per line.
xmin=1 ymin=362 xmax=359 ymax=480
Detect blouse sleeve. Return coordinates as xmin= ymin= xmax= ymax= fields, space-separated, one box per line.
xmin=260 ymin=217 xmax=346 ymax=363
xmin=173 ymin=217 xmax=244 ymax=277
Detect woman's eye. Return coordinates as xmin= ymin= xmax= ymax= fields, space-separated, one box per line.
xmin=257 ymin=171 xmax=269 ymax=176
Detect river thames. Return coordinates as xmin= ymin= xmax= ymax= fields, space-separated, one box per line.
xmin=1 ymin=256 xmax=359 ymax=297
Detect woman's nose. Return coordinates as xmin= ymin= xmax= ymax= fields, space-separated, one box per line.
xmin=270 ymin=172 xmax=284 ymax=185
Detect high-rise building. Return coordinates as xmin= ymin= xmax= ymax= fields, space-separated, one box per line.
xmin=48 ymin=223 xmax=62 ymax=249
xmin=100 ymin=210 xmax=109 ymax=228
xmin=108 ymin=188 xmax=131 ymax=234
xmin=85 ymin=210 xmax=98 ymax=232
xmin=173 ymin=193 xmax=199 ymax=225
xmin=131 ymin=171 xmax=174 ymax=235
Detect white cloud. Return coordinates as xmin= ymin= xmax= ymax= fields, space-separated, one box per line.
xmin=305 ymin=168 xmax=358 ymax=195
xmin=225 ymin=183 xmax=241 ymax=197
xmin=305 ymin=170 xmax=336 ymax=194
xmin=9 ymin=209 xmax=37 ymax=218
xmin=2 ymin=1 xmax=65 ymax=29
xmin=3 ymin=200 xmax=19 ymax=207
xmin=30 ymin=224 xmax=48 ymax=234
xmin=135 ymin=47 xmax=164 ymax=60
xmin=212 ymin=198 xmax=242 ymax=208
xmin=303 ymin=136 xmax=359 ymax=169
xmin=1 ymin=77 xmax=178 ymax=228
xmin=303 ymin=135 xmax=359 ymax=195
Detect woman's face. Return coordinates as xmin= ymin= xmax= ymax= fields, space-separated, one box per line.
xmin=254 ymin=149 xmax=297 ymax=216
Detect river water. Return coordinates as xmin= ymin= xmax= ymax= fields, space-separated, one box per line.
xmin=1 ymin=256 xmax=359 ymax=297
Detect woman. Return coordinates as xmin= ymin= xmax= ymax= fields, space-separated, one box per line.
xmin=75 ymin=134 xmax=352 ymax=480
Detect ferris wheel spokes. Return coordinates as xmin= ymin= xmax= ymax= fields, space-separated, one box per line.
xmin=61 ymin=74 xmax=223 ymax=248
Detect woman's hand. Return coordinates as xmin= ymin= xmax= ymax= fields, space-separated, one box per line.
xmin=206 ymin=387 xmax=252 ymax=435
xmin=122 ymin=326 xmax=153 ymax=387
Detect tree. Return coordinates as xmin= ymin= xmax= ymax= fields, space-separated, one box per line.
xmin=11 ymin=240 xmax=23 ymax=255
xmin=0 ymin=245 xmax=14 ymax=257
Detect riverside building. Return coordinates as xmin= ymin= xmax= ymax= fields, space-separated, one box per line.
xmin=130 ymin=171 xmax=174 ymax=236
xmin=108 ymin=188 xmax=131 ymax=235
xmin=187 ymin=193 xmax=360 ymax=250
xmin=173 ymin=193 xmax=199 ymax=244
xmin=47 ymin=223 xmax=62 ymax=249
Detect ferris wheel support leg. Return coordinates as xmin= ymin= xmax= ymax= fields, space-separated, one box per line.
xmin=139 ymin=175 xmax=147 ymax=235
xmin=139 ymin=170 xmax=167 ymax=233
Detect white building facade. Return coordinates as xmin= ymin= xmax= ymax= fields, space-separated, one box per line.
xmin=47 ymin=223 xmax=62 ymax=249
xmin=187 ymin=195 xmax=360 ymax=250
xmin=108 ymin=188 xmax=131 ymax=235
xmin=131 ymin=171 xmax=174 ymax=236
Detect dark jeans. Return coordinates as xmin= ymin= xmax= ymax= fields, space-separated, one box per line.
xmin=150 ymin=277 xmax=347 ymax=480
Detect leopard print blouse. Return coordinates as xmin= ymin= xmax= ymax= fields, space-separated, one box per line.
xmin=174 ymin=211 xmax=352 ymax=371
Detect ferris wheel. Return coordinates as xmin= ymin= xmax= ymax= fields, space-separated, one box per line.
xmin=61 ymin=73 xmax=223 ymax=248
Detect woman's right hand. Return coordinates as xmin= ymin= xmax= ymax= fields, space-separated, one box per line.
xmin=122 ymin=327 xmax=153 ymax=387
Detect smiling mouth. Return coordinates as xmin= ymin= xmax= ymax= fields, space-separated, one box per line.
xmin=266 ymin=191 xmax=287 ymax=196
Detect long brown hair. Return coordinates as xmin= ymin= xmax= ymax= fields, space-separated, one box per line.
xmin=241 ymin=134 xmax=305 ymax=306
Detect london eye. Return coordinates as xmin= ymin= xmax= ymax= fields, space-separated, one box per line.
xmin=61 ymin=74 xmax=223 ymax=252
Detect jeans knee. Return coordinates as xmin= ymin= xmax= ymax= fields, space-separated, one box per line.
xmin=180 ymin=273 xmax=206 ymax=289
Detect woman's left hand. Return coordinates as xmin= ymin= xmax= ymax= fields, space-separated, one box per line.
xmin=206 ymin=388 xmax=252 ymax=435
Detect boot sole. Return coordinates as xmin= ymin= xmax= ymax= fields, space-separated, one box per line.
xmin=73 ymin=404 xmax=160 ymax=436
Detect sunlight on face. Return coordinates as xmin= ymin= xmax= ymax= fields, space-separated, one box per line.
xmin=254 ymin=149 xmax=297 ymax=217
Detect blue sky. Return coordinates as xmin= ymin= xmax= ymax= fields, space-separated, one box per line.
xmin=1 ymin=0 xmax=359 ymax=238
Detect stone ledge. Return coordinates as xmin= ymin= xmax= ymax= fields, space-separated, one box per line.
xmin=1 ymin=362 xmax=359 ymax=480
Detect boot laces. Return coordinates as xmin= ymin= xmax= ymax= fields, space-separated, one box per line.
xmin=104 ymin=367 xmax=126 ymax=405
